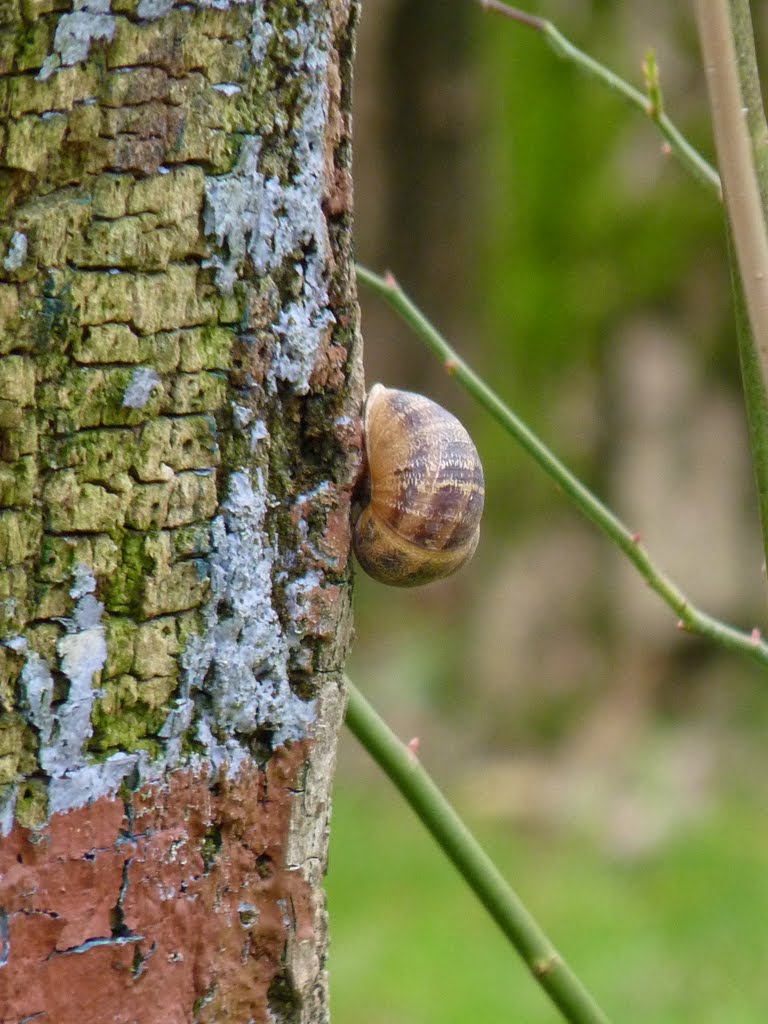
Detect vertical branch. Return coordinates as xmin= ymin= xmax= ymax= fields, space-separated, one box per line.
xmin=725 ymin=2 xmax=768 ymax=557
xmin=694 ymin=0 xmax=768 ymax=574
xmin=729 ymin=0 xmax=768 ymax=209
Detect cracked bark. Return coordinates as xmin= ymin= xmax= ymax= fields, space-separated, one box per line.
xmin=0 ymin=2 xmax=361 ymax=1021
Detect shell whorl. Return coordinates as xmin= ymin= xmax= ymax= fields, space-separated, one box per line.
xmin=353 ymin=384 xmax=485 ymax=586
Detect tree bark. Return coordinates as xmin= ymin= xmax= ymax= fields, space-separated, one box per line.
xmin=0 ymin=1 xmax=360 ymax=1021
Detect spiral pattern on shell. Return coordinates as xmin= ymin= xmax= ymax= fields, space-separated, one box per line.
xmin=352 ymin=384 xmax=485 ymax=586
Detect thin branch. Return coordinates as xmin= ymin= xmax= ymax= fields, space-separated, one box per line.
xmin=356 ymin=263 xmax=768 ymax=667
xmin=478 ymin=0 xmax=721 ymax=197
xmin=344 ymin=677 xmax=613 ymax=1024
xmin=694 ymin=0 xmax=768 ymax=574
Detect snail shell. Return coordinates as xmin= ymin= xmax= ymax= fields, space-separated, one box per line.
xmin=353 ymin=384 xmax=485 ymax=587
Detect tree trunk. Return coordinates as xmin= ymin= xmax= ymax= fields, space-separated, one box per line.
xmin=0 ymin=2 xmax=361 ymax=1021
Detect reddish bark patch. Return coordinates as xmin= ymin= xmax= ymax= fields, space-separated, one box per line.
xmin=308 ymin=336 xmax=348 ymax=392
xmin=0 ymin=746 xmax=313 ymax=1024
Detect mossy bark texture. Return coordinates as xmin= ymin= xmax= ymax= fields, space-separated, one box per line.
xmin=0 ymin=1 xmax=360 ymax=1021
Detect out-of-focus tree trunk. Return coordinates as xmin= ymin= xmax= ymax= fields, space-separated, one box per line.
xmin=0 ymin=2 xmax=360 ymax=1021
xmin=353 ymin=0 xmax=476 ymax=399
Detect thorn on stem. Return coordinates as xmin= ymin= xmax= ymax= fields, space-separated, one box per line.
xmin=661 ymin=142 xmax=672 ymax=156
xmin=406 ymin=736 xmax=421 ymax=759
xmin=630 ymin=532 xmax=641 ymax=544
xmin=533 ymin=954 xmax=560 ymax=977
xmin=676 ymin=619 xmax=687 ymax=631
xmin=444 ymin=358 xmax=458 ymax=375
xmin=751 ymin=627 xmax=762 ymax=646
xmin=383 ymin=271 xmax=397 ymax=290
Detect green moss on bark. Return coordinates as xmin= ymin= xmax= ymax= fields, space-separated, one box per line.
xmin=14 ymin=777 xmax=47 ymax=829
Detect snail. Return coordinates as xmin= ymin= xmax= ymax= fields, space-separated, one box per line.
xmin=352 ymin=384 xmax=485 ymax=586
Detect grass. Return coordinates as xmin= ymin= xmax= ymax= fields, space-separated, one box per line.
xmin=327 ymin=758 xmax=768 ymax=1023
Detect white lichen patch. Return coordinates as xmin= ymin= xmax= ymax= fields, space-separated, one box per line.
xmin=203 ymin=5 xmax=335 ymax=395
xmin=231 ymin=402 xmax=254 ymax=430
xmin=3 ymin=232 xmax=28 ymax=272
xmin=194 ymin=0 xmax=255 ymax=9
xmin=0 ymin=566 xmax=140 ymax=828
xmin=0 ymin=788 xmax=15 ymax=837
xmin=175 ymin=469 xmax=315 ymax=775
xmin=136 ymin=0 xmax=173 ymax=17
xmin=122 ymin=367 xmax=161 ymax=409
xmin=38 ymin=0 xmax=116 ymax=82
xmin=250 ymin=419 xmax=268 ymax=450
xmin=212 ymin=84 xmax=242 ymax=96
xmin=5 ymin=566 xmax=137 ymax=827
xmin=292 ymin=482 xmax=335 ymax=566
xmin=21 ymin=566 xmax=105 ymax=781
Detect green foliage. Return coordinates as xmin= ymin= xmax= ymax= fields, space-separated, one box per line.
xmin=475 ymin=10 xmax=720 ymax=384
xmin=466 ymin=8 xmax=725 ymax=525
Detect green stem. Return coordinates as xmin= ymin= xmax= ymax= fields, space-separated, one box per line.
xmin=727 ymin=229 xmax=768 ymax=581
xmin=729 ymin=0 xmax=768 ymax=212
xmin=344 ymin=677 xmax=612 ymax=1024
xmin=694 ymin=1 xmax=768 ymax=578
xmin=357 ymin=263 xmax=768 ymax=667
xmin=728 ymin=0 xmax=768 ymax=570
xmin=478 ymin=0 xmax=721 ymax=196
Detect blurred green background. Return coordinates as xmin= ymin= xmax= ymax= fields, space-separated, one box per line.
xmin=327 ymin=2 xmax=768 ymax=1021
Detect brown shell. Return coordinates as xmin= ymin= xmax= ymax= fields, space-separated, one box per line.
xmin=352 ymin=384 xmax=485 ymax=586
